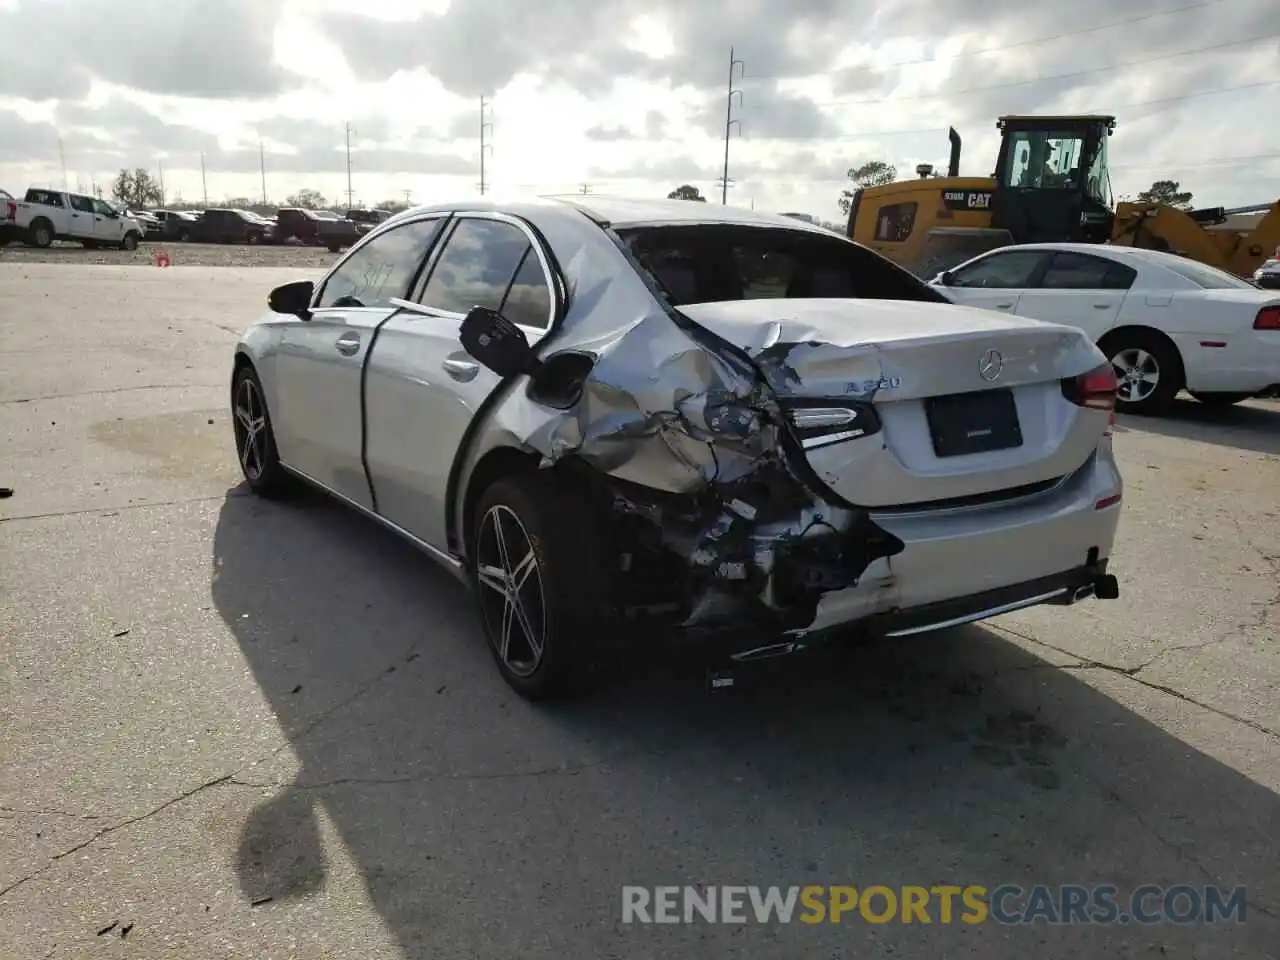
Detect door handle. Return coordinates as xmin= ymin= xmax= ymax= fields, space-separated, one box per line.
xmin=442 ymin=359 xmax=479 ymax=382
xmin=995 ymin=302 xmax=1013 ymax=309
xmin=1093 ymin=303 xmax=1112 ymax=309
xmin=335 ymin=333 xmax=361 ymax=356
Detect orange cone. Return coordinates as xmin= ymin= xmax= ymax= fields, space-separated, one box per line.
xmin=155 ymin=251 xmax=171 ymax=267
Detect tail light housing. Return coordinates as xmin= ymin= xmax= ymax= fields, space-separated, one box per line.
xmin=1255 ymin=306 xmax=1280 ymax=331
xmin=1062 ymin=362 xmax=1118 ymax=430
xmin=4 ymin=201 xmax=14 ymax=221
xmin=782 ymin=399 xmax=882 ymax=449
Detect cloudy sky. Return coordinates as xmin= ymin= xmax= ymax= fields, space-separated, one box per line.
xmin=0 ymin=0 xmax=1276 ymax=219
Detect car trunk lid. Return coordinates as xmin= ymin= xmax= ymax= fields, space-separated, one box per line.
xmin=678 ymin=298 xmax=1112 ymax=508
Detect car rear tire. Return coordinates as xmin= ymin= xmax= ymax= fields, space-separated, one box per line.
xmin=1099 ymin=329 xmax=1183 ymax=416
xmin=326 ymin=243 xmax=341 ymax=253
xmin=1189 ymin=391 xmax=1252 ymax=407
xmin=471 ymin=474 xmax=612 ymax=701
xmin=177 ymin=228 xmax=192 ymax=242
xmin=28 ymin=218 xmax=54 ymax=248
xmin=121 ymin=231 xmax=140 ymax=251
xmin=247 ymin=231 xmax=262 ymax=245
xmin=232 ymin=364 xmax=295 ymax=498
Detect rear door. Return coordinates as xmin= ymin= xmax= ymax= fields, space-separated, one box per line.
xmin=272 ymin=217 xmax=444 ymax=506
xmin=363 ymin=213 xmax=557 ymax=549
xmin=939 ymin=248 xmax=1051 ymax=314
xmin=1013 ymin=251 xmax=1136 ymax=340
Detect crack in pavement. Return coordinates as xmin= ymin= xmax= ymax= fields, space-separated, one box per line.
xmin=0 ymin=774 xmax=239 ymax=901
xmin=0 ymin=806 xmax=105 ymax=822
xmin=991 ymin=624 xmax=1279 ymax=741
xmin=1 ymin=493 xmax=249 ymax=524
xmin=229 ymin=755 xmax=622 ymax=792
xmin=1 ymin=383 xmax=222 ymax=404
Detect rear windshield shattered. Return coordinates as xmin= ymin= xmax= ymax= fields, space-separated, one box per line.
xmin=616 ymin=224 xmax=949 ymax=306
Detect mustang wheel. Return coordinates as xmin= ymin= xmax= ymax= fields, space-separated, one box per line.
xmin=471 ymin=475 xmax=610 ymax=700
xmin=232 ymin=365 xmax=293 ymax=497
xmin=1100 ymin=330 xmax=1183 ymax=416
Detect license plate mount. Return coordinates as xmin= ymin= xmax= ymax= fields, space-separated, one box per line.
xmin=925 ymin=388 xmax=1023 ymax=458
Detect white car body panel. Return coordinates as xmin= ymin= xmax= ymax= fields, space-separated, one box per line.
xmin=935 ymin=243 xmax=1280 ymax=396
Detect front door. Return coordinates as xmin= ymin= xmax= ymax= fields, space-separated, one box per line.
xmin=941 ymin=248 xmax=1050 ymax=314
xmin=363 ymin=214 xmax=557 ymax=551
xmin=65 ymin=194 xmax=97 ymax=240
xmin=91 ymin=199 xmax=123 ymax=244
xmin=272 ymin=215 xmax=447 ymax=508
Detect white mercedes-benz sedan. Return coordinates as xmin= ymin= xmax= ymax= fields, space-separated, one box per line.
xmin=230 ymin=197 xmax=1123 ymax=699
xmin=931 ymin=242 xmax=1280 ymax=414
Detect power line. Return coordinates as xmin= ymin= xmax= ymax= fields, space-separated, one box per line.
xmin=745 ymin=80 xmax=1280 ymax=143
xmin=743 ymin=0 xmax=1232 ymax=81
xmin=811 ymin=32 xmax=1280 ymax=108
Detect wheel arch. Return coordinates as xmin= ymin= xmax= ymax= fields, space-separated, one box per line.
xmin=1097 ymin=324 xmax=1187 ymax=382
xmin=456 ymin=445 xmax=543 ymax=567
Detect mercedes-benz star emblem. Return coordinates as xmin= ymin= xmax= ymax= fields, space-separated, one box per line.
xmin=979 ymin=348 xmax=1004 ymax=382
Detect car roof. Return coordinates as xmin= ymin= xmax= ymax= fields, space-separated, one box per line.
xmin=384 ymin=194 xmax=834 ymax=235
xmin=994 ymin=241 xmax=1176 ymax=268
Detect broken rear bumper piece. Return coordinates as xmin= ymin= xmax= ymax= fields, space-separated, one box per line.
xmin=512 ymin=303 xmax=907 ymax=635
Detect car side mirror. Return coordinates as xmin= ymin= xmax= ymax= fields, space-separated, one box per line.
xmin=460 ymin=306 xmax=543 ymax=379
xmin=939 ymin=270 xmax=955 ymax=286
xmin=268 ymin=279 xmax=314 ymax=318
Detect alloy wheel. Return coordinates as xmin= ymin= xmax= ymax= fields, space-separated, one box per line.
xmin=233 ymin=377 xmax=267 ymax=480
xmin=475 ymin=504 xmax=547 ymax=677
xmin=1111 ymin=347 xmax=1160 ymax=404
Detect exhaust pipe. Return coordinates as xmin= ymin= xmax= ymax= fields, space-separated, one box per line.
xmin=947 ymin=127 xmax=962 ymax=177
xmin=1071 ymin=583 xmax=1095 ymax=603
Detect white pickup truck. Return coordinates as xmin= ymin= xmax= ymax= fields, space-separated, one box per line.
xmin=2 ymin=188 xmax=145 ymax=250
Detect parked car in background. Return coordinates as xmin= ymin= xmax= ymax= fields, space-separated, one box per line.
xmin=230 ymin=197 xmax=1122 ymax=699
xmin=346 ymin=208 xmax=392 ymax=230
xmin=932 ymin=243 xmax=1280 ymax=413
xmin=150 ymin=210 xmax=200 ymax=242
xmin=0 ymin=188 xmax=14 ymax=243
xmin=189 ymin=208 xmax=275 ymax=244
xmin=1254 ymin=258 xmax=1280 ymax=290
xmin=2 ymin=188 xmax=144 ymax=249
xmin=128 ymin=209 xmax=163 ymax=239
xmin=273 ymin=207 xmax=362 ymax=251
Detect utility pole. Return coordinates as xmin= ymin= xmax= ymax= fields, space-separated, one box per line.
xmin=259 ymin=141 xmax=267 ymax=204
xmin=200 ymin=153 xmax=208 ymax=206
xmin=157 ymin=160 xmax=166 ymax=206
xmin=402 ymin=188 xmax=411 ymax=206
xmin=57 ymin=135 xmax=68 ymax=190
xmin=344 ymin=123 xmax=354 ymax=207
xmin=720 ymin=46 xmax=744 ymax=204
xmin=479 ymin=96 xmax=493 ymax=195
xmin=579 ymin=182 xmax=591 ymax=194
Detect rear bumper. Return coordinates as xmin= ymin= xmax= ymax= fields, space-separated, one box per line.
xmin=1176 ymin=330 xmax=1280 ymax=395
xmin=798 ymin=445 xmax=1123 ymax=635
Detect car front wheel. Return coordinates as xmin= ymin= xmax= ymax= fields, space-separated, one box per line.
xmin=471 ymin=474 xmax=611 ymax=700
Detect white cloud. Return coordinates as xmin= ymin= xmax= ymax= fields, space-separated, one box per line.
xmin=0 ymin=0 xmax=1276 ymax=219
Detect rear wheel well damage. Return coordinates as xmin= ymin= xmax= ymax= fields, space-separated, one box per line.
xmin=231 ymin=352 xmax=255 ymax=402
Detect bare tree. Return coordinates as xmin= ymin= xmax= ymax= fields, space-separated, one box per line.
xmin=110 ymin=168 xmax=163 ymax=209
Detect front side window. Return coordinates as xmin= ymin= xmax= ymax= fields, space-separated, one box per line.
xmin=68 ymin=195 xmax=94 ymax=213
xmin=950 ymin=250 xmax=1047 ymax=289
xmin=417 ymin=218 xmax=543 ymax=321
xmin=315 ymin=217 xmax=444 ymax=309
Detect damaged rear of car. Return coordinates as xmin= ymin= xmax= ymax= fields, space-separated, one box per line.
xmin=446 ymin=201 xmax=1122 ymax=696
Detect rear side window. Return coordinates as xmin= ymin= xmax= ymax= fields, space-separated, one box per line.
xmin=25 ymin=189 xmax=64 ymax=207
xmin=416 ymin=217 xmax=554 ymax=328
xmin=68 ymin=195 xmax=94 ymax=213
xmin=1039 ymin=252 xmax=1135 ymax=290
xmin=315 ymin=217 xmax=444 ymax=309
xmin=1157 ymin=255 xmax=1255 ymax=290
xmin=619 ymin=224 xmax=947 ymax=306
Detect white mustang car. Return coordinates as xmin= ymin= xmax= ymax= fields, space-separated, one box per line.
xmin=932 ymin=242 xmax=1280 ymax=414
xmin=230 ymin=197 xmax=1123 ymax=699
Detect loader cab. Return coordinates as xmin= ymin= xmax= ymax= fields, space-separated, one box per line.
xmin=991 ymin=114 xmax=1116 ymax=245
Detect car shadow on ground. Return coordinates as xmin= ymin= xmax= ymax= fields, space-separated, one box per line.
xmin=210 ymin=487 xmax=1279 ymax=959
xmin=1114 ymin=396 xmax=1280 ymax=456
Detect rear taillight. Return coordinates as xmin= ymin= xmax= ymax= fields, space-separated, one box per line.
xmin=782 ymin=400 xmax=882 ymax=449
xmin=1255 ymin=306 xmax=1280 ymax=331
xmin=1062 ymin=362 xmax=1118 ymax=411
xmin=4 ymin=202 xmax=14 ymax=221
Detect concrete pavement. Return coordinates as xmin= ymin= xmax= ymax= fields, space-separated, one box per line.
xmin=1 ymin=264 xmax=1277 ymax=959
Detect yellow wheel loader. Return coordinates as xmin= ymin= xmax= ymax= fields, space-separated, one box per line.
xmin=845 ymin=114 xmax=1280 ymax=281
